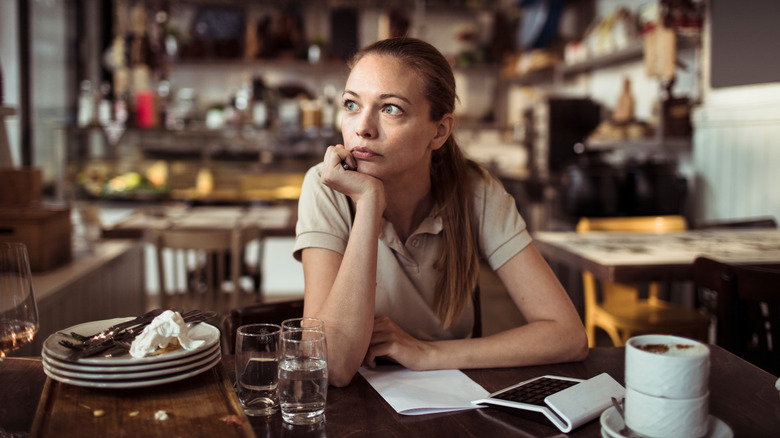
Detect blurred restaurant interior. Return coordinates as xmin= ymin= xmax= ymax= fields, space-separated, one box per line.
xmin=1 ymin=0 xmax=779 ymax=355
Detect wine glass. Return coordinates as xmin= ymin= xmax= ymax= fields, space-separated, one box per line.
xmin=0 ymin=242 xmax=39 ymax=361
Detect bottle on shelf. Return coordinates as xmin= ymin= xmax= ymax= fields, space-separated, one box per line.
xmin=77 ymin=80 xmax=95 ymax=127
xmin=252 ymin=76 xmax=269 ymax=129
xmin=97 ymin=82 xmax=113 ymax=126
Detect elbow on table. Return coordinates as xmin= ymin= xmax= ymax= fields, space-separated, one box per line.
xmin=327 ymin=365 xmax=358 ymax=388
xmin=567 ymin=330 xmax=590 ymax=362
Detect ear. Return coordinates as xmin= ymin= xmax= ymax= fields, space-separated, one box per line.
xmin=430 ymin=113 xmax=454 ymax=151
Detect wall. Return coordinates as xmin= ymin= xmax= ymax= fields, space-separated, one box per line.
xmin=691 ymin=1 xmax=780 ymax=223
xmin=692 ymin=85 xmax=780 ymax=222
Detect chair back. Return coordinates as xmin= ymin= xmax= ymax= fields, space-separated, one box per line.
xmin=146 ymin=225 xmax=262 ymax=315
xmin=221 ymin=299 xmax=305 ymax=354
xmin=693 ymin=257 xmax=780 ymax=375
xmin=576 ymin=215 xmax=687 ymax=233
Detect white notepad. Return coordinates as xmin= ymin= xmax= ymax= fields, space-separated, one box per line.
xmin=358 ymin=366 xmax=490 ymax=415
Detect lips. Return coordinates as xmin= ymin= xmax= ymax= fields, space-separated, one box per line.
xmin=351 ymin=147 xmax=379 ymax=160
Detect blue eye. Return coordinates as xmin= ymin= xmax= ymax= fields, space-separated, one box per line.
xmin=344 ymin=100 xmax=358 ymax=111
xmin=383 ymin=104 xmax=402 ymax=115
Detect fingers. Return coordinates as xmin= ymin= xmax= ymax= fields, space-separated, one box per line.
xmin=365 ymin=343 xmax=391 ymax=369
xmin=325 ymin=145 xmax=355 ymax=171
xmin=364 ymin=317 xmax=404 ymax=368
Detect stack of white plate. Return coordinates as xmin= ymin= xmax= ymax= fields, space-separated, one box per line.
xmin=41 ymin=317 xmax=221 ymax=389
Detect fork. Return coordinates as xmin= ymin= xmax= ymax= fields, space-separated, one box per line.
xmin=67 ymin=308 xmax=165 ymax=344
xmin=59 ymin=310 xmax=216 ymax=360
xmin=65 ymin=309 xmax=209 ymax=348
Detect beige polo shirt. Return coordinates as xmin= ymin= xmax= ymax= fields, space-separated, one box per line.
xmin=293 ymin=163 xmax=532 ymax=341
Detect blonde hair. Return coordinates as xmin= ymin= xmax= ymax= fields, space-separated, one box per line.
xmin=349 ymin=38 xmax=481 ymax=328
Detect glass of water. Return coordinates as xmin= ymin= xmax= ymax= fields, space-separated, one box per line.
xmin=279 ymin=322 xmax=328 ymax=425
xmin=281 ymin=317 xmax=325 ymax=332
xmin=235 ymin=323 xmax=281 ymax=416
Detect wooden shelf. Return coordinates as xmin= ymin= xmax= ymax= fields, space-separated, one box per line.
xmin=560 ymin=42 xmax=645 ymax=77
xmin=500 ymin=67 xmax=557 ymax=86
xmin=586 ymin=137 xmax=691 ymax=151
xmin=174 ymin=58 xmax=349 ymax=73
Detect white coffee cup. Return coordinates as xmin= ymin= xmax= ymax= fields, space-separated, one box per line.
xmin=625 ymin=334 xmax=710 ymax=399
xmin=624 ymin=387 xmax=709 ymax=438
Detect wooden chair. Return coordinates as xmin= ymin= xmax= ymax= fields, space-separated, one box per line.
xmin=692 ymin=257 xmax=780 ymax=375
xmin=221 ymin=299 xmax=305 ymax=354
xmin=146 ymin=225 xmax=262 ymax=316
xmin=577 ymin=215 xmax=710 ymax=347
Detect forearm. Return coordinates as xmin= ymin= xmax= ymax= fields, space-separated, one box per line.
xmin=423 ymin=319 xmax=588 ymax=370
xmin=419 ymin=244 xmax=588 ymax=370
xmin=305 ymin=197 xmax=384 ymax=386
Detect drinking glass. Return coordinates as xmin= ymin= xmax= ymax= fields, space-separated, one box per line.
xmin=281 ymin=317 xmax=325 ymax=332
xmin=279 ymin=324 xmax=328 ymax=425
xmin=235 ymin=323 xmax=281 ymax=416
xmin=0 ymin=243 xmax=39 ymax=362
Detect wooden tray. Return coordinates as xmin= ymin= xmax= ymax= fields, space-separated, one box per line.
xmin=30 ymin=362 xmax=255 ymax=438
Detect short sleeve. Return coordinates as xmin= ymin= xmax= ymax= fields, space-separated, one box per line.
xmin=472 ymin=170 xmax=533 ymax=270
xmin=292 ymin=163 xmax=353 ymax=261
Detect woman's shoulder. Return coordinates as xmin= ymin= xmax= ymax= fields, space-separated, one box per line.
xmin=304 ymin=161 xmax=325 ymax=180
xmin=466 ymin=161 xmax=508 ymax=200
xmin=301 ymin=162 xmax=332 ymax=194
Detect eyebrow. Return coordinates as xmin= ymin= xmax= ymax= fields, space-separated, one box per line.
xmin=343 ymin=90 xmax=413 ymax=106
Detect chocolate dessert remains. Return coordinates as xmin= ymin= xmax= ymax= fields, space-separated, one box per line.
xmin=639 ymin=343 xmax=694 ymax=354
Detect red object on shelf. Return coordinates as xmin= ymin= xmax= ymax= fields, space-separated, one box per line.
xmin=135 ymin=90 xmax=156 ymax=129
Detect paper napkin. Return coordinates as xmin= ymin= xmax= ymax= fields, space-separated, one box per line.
xmin=129 ymin=310 xmax=206 ymax=358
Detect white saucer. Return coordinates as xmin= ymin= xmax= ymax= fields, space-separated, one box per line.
xmin=42 ymin=352 xmax=221 ymax=389
xmin=43 ymin=317 xmax=220 ymax=365
xmin=600 ymin=406 xmax=734 ymax=438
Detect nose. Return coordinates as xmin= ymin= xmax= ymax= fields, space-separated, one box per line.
xmin=354 ymin=112 xmax=377 ymax=139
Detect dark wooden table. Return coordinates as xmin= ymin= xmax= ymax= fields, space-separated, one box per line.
xmin=2 ymin=346 xmax=778 ymax=437
xmin=533 ymin=229 xmax=780 ymax=283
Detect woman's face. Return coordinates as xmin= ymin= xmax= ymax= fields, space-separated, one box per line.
xmin=341 ymin=54 xmax=448 ymax=183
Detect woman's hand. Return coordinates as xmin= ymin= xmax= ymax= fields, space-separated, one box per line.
xmin=321 ymin=145 xmax=384 ymax=207
xmin=364 ymin=316 xmax=432 ymax=370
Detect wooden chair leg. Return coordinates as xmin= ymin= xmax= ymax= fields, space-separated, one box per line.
xmin=620 ymin=329 xmax=633 ymax=346
xmin=586 ymin=322 xmax=597 ymax=348
xmin=602 ymin=324 xmax=624 ymax=347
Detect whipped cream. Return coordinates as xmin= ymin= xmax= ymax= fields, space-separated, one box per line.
xmin=129 ymin=310 xmax=206 ymax=358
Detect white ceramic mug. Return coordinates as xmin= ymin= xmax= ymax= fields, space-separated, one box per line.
xmin=625 ymin=334 xmax=710 ymax=399
xmin=624 ymin=387 xmax=709 ymax=438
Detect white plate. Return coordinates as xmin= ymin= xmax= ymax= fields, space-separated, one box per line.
xmin=600 ymin=406 xmax=734 ymax=438
xmin=42 ymin=352 xmax=222 ymax=389
xmin=42 ymin=342 xmax=219 ymax=373
xmin=43 ymin=317 xmax=220 ymax=366
xmin=43 ymin=346 xmax=220 ymax=381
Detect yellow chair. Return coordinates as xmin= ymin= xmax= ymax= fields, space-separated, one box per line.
xmin=577 ymin=215 xmax=710 ymax=347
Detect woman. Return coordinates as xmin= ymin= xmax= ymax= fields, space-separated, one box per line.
xmin=294 ymin=37 xmax=587 ymax=387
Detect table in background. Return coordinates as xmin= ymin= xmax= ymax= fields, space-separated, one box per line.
xmin=532 ymin=229 xmax=780 ymax=284
xmin=2 ymin=345 xmax=778 ymax=437
xmin=101 ymin=204 xmax=298 ymax=239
